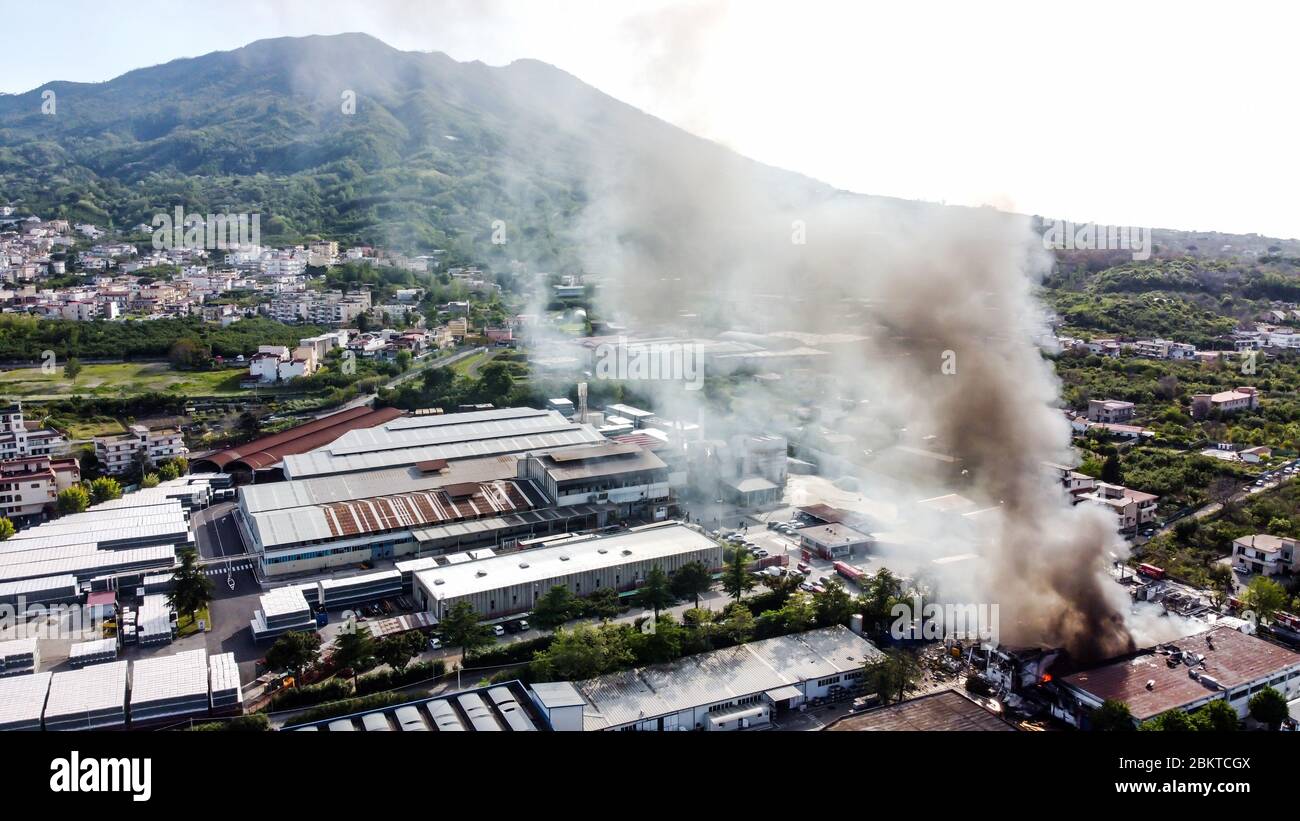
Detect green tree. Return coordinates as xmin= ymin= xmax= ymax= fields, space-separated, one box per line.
xmin=1248 ymin=687 xmax=1288 ymax=730
xmin=532 ymin=585 xmax=579 ymax=630
xmin=1101 ymin=453 xmax=1123 ymax=484
xmin=1243 ymin=576 xmax=1289 ymax=623
xmin=0 ymin=517 xmax=14 ymax=541
xmin=57 ymin=485 xmax=90 ymax=514
xmin=583 ymin=587 xmax=621 ymax=619
xmin=167 ymin=548 xmax=214 ymax=624
xmin=331 ymin=629 xmax=376 ymax=681
xmin=169 ymin=337 xmax=210 ymax=370
xmin=722 ymin=545 xmax=756 ymax=601
xmin=141 ymin=473 xmax=160 ymax=488
xmin=1089 ymin=699 xmax=1135 ymax=731
xmin=1140 ymin=710 xmax=1197 ymax=731
xmin=87 ymin=476 xmax=123 ymax=504
xmin=669 ymin=561 xmax=713 ymax=608
xmin=721 ymin=603 xmax=755 ymax=644
xmin=778 ymin=591 xmax=817 ymax=632
xmin=813 ymin=577 xmax=856 ymax=627
xmin=1191 ymin=699 xmax=1239 ymax=732
xmin=635 ymin=565 xmax=675 ymax=617
xmin=265 ymin=631 xmax=322 ymax=680
xmin=437 ymin=601 xmax=494 ymax=662
xmin=858 ymin=568 xmax=905 ymax=638
xmin=158 ymin=461 xmax=181 ymax=481
xmin=479 ymin=362 xmax=514 ymax=403
xmin=64 ymin=358 xmax=82 ymax=381
xmin=395 ymin=349 xmax=412 ymax=373
xmin=872 ymin=649 xmax=921 ymax=705
xmin=531 ymin=623 xmax=634 ymax=681
xmin=375 ymin=633 xmax=419 ymax=671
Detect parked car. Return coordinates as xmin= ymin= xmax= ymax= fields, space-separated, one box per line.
xmin=516 ymin=619 xmax=530 ymax=632
xmin=492 ymin=625 xmax=506 ymax=637
xmin=427 ymin=637 xmax=442 ymax=651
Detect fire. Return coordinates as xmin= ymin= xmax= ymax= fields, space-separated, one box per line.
xmin=1040 ymin=673 xmax=1053 ymax=683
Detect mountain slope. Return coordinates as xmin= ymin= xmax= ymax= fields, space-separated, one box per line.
xmin=0 ymin=33 xmax=834 ymax=268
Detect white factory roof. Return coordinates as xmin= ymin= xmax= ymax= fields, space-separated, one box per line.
xmin=260 ymin=586 xmax=311 ymax=620
xmin=209 ymin=652 xmax=242 ymax=695
xmin=575 ymin=626 xmax=883 ymax=730
xmin=0 ymin=636 xmax=38 ymax=659
xmin=283 ymin=421 xmax=605 ymax=478
xmin=0 ymin=574 xmax=79 ymax=597
xmin=241 ymin=455 xmax=519 ymax=514
xmin=68 ymin=638 xmax=118 ymax=662
xmin=138 ymin=594 xmax=173 ymax=641
xmin=130 ymin=649 xmax=208 ymax=705
xmin=384 ymin=406 xmax=549 ymax=431
xmin=46 ymin=499 xmax=184 ymax=521
xmin=0 ymin=520 xmax=190 ymax=552
xmin=318 ymin=570 xmax=402 ymax=591
xmin=326 ymin=409 xmax=577 ymax=456
xmin=0 ymin=544 xmax=176 ymax=584
xmin=44 ymin=660 xmax=128 ymax=720
xmin=8 ymin=511 xmax=187 ymax=541
xmin=0 ymin=672 xmax=51 ymax=729
xmin=415 ymin=522 xmax=719 ymax=601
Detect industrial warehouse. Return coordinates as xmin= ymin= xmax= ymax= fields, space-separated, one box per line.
xmin=411 ymin=522 xmax=721 ymax=620
xmin=235 ymin=420 xmax=672 ymax=576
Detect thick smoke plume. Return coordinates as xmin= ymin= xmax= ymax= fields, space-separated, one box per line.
xmin=574 ymin=131 xmax=1137 ymax=663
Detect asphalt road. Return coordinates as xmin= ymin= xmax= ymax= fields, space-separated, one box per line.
xmin=191 ymin=501 xmax=264 ymax=680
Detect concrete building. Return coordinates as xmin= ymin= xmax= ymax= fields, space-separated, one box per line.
xmin=0 ymin=402 xmax=69 ymax=461
xmin=825 ymin=688 xmax=1015 ymax=731
xmin=411 ymin=522 xmax=721 ymax=621
xmin=797 ymin=522 xmax=872 ymax=559
xmin=568 ymin=625 xmax=883 ymax=731
xmin=1086 ymin=399 xmax=1135 ymax=424
xmin=1054 ymin=626 xmax=1300 ymax=727
xmin=518 ymin=441 xmax=670 ymax=519
xmin=94 ymin=424 xmax=188 ymax=475
xmin=1191 ymin=386 xmax=1260 ymax=419
xmin=1071 ymin=482 xmax=1158 ymax=531
xmin=0 ymin=455 xmax=80 ymax=521
xmin=1231 ymin=534 xmax=1297 ymax=577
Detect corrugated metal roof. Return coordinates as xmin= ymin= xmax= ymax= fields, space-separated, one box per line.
xmin=327 ymin=411 xmax=577 ymax=456
xmin=576 ymin=626 xmax=883 ymax=730
xmin=45 ymin=660 xmax=128 ymax=719
xmin=0 ymin=672 xmax=51 ymax=729
xmin=196 ymin=406 xmax=401 ymax=471
xmin=130 ymin=649 xmax=208 ymax=706
xmin=283 ymin=424 xmax=605 ymax=479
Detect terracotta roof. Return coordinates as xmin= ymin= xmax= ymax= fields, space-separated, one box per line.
xmin=196 ymin=406 xmax=403 ymax=472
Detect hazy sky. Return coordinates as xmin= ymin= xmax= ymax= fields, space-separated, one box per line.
xmin=4 ymin=0 xmax=1296 ymax=238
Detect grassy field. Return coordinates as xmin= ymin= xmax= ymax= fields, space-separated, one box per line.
xmin=451 ymin=350 xmax=494 ymax=377
xmin=0 ymin=362 xmax=248 ymax=399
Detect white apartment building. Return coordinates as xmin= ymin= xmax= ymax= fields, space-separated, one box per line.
xmin=94 ymin=425 xmax=188 ymax=475
xmin=1086 ymin=399 xmax=1136 ymax=423
xmin=0 ymin=403 xmax=69 ymax=461
xmin=1232 ymin=534 xmax=1297 ymax=577
xmin=0 ymin=456 xmax=80 ymax=520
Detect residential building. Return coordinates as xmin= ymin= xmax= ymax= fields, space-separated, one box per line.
xmin=0 ymin=455 xmax=80 ymax=521
xmin=1071 ymin=482 xmax=1159 ymax=531
xmin=1086 ymin=399 xmax=1135 ymax=423
xmin=1231 ymin=534 xmax=1297 ymax=577
xmin=0 ymin=403 xmax=68 ymax=461
xmin=94 ymin=425 xmax=188 ymax=475
xmin=1191 ymin=386 xmax=1260 ymax=419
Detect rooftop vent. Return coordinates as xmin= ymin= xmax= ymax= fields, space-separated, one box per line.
xmin=597 ymin=548 xmax=608 ymax=554
xmin=433 ymin=579 xmax=445 ymax=585
xmin=622 ymin=549 xmax=633 ymax=557
xmin=519 ymin=562 xmax=529 ymax=569
xmin=476 ymin=570 xmax=488 ymax=577
xmin=558 ymin=555 xmax=570 ymax=561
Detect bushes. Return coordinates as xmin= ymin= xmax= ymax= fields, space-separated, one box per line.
xmin=467 ymin=635 xmax=553 ymax=666
xmin=189 ymin=714 xmax=271 ymax=732
xmin=293 ymin=692 xmax=412 ymax=725
xmin=354 ymin=660 xmax=446 ymax=696
xmin=268 ymin=678 xmax=353 ymax=711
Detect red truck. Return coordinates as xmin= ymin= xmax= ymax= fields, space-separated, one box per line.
xmin=834 ymin=561 xmax=865 ymax=586
xmin=1137 ymin=563 xmax=1165 ymax=580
